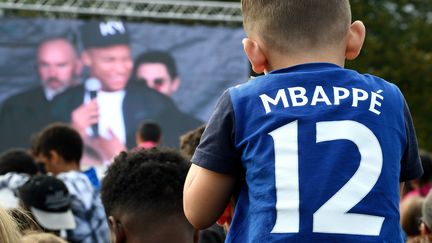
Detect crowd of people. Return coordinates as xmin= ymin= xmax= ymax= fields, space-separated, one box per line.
xmin=0 ymin=0 xmax=430 ymax=242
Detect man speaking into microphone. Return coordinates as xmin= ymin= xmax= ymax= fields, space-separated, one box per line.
xmin=51 ymin=20 xmax=198 ymax=166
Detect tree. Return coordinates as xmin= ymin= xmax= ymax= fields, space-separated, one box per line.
xmin=349 ymin=0 xmax=432 ymax=150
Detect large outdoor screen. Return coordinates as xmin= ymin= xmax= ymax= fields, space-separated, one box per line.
xmin=0 ymin=18 xmax=249 ymax=167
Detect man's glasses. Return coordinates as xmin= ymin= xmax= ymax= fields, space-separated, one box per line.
xmin=138 ymin=78 xmax=167 ymax=87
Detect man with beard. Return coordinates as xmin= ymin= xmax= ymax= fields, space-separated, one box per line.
xmin=0 ymin=37 xmax=82 ymax=151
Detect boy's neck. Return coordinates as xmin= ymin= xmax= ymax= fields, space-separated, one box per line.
xmin=56 ymin=161 xmax=80 ymax=175
xmin=265 ymin=48 xmax=346 ymax=73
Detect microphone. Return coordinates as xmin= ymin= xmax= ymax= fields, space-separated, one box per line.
xmin=85 ymin=78 xmax=102 ymax=137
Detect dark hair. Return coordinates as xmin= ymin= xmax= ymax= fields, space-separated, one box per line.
xmin=0 ymin=149 xmax=38 ymax=175
xmin=420 ymin=150 xmax=432 ymax=186
xmin=33 ymin=123 xmax=83 ymax=164
xmin=133 ymin=51 xmax=178 ymax=80
xmin=101 ymin=149 xmax=190 ymax=219
xmin=241 ymin=0 xmax=351 ymax=53
xmin=137 ymin=121 xmax=161 ymax=143
xmin=179 ymin=125 xmax=206 ymax=160
xmin=401 ymin=196 xmax=424 ymax=237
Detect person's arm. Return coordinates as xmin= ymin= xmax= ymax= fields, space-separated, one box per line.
xmin=183 ymin=90 xmax=241 ymax=229
xmin=184 ymin=164 xmax=236 ymax=229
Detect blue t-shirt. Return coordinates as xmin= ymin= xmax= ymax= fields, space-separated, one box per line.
xmin=192 ymin=63 xmax=422 ymax=243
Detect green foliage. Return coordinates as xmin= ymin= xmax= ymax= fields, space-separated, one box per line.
xmin=348 ymin=0 xmax=432 ymax=150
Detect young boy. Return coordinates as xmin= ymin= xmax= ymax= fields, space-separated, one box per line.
xmin=135 ymin=121 xmax=162 ymax=149
xmin=32 ymin=123 xmax=110 ymax=243
xmin=183 ymin=0 xmax=423 ymax=242
xmin=101 ymin=149 xmax=198 ymax=243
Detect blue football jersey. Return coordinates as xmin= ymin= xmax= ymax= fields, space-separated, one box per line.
xmin=192 ymin=63 xmax=422 ymax=242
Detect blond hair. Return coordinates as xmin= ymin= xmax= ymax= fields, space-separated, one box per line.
xmin=0 ymin=206 xmax=22 ymax=243
xmin=22 ymin=231 xmax=68 ymax=243
xmin=241 ymin=0 xmax=351 ymax=54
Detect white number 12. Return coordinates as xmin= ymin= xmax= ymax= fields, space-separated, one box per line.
xmin=269 ymin=120 xmax=384 ymax=235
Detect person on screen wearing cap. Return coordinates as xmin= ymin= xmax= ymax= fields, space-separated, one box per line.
xmin=0 ymin=37 xmax=82 ymax=152
xmin=51 ymin=20 xmax=202 ymax=166
xmin=18 ymin=174 xmax=76 ymax=238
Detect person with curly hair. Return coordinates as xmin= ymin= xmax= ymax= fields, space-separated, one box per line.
xmin=101 ymin=148 xmax=198 ymax=243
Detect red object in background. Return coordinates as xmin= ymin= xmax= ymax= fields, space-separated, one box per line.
xmin=217 ymin=203 xmax=233 ymax=226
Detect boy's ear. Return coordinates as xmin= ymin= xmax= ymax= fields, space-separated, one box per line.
xmin=242 ymin=38 xmax=268 ymax=74
xmin=49 ymin=150 xmax=61 ymax=164
xmin=109 ymin=216 xmax=126 ymax=243
xmin=345 ymin=21 xmax=366 ymax=60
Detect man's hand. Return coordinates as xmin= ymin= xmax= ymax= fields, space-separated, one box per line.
xmin=71 ymin=99 xmax=99 ymax=138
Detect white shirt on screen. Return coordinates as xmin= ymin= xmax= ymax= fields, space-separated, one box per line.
xmin=84 ymin=89 xmax=126 ymax=144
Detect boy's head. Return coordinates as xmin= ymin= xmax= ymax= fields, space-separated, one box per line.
xmin=179 ymin=125 xmax=206 ymax=160
xmin=241 ymin=0 xmax=365 ymax=73
xmin=135 ymin=121 xmax=162 ymax=148
xmin=419 ymin=151 xmax=432 ymax=186
xmin=33 ymin=123 xmax=83 ymax=175
xmin=18 ymin=175 xmax=76 ymax=233
xmin=101 ymin=149 xmax=198 ymax=243
xmin=0 ymin=149 xmax=38 ymax=176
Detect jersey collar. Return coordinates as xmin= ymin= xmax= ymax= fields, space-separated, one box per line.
xmin=269 ymin=62 xmax=342 ymax=75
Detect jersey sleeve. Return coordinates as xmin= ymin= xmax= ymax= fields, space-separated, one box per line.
xmin=191 ymin=90 xmax=242 ymax=176
xmin=399 ymin=99 xmax=423 ymax=182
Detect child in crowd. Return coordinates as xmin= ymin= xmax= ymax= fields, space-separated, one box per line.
xmin=32 ymin=123 xmax=109 ymax=243
xmin=18 ymin=175 xmax=76 ymax=237
xmin=101 ymin=149 xmax=198 ymax=243
xmin=135 ymin=121 xmax=162 ymax=149
xmin=183 ymin=0 xmax=422 ymax=242
xmin=0 ymin=149 xmax=39 ymax=208
xmin=403 ymin=150 xmax=432 ymax=200
xmin=408 ymin=192 xmax=432 ymax=242
xmin=0 ymin=149 xmax=39 ymax=176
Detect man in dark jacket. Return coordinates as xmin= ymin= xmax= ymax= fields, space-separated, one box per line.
xmin=0 ymin=37 xmax=82 ymax=152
